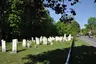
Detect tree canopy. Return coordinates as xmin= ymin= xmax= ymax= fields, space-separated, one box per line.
xmin=56 ymin=20 xmax=80 ymax=36
xmin=1 ymin=0 xmax=95 ymax=41
xmin=0 ymin=0 xmax=58 ymax=41
xmin=81 ymin=17 xmax=96 ymax=36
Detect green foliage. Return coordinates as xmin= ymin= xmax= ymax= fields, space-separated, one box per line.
xmin=84 ymin=17 xmax=96 ymax=36
xmin=70 ymin=20 xmax=80 ymax=36
xmin=56 ymin=20 xmax=80 ymax=36
xmin=0 ymin=0 xmax=83 ymax=40
xmin=88 ymin=17 xmax=96 ymax=35
xmin=7 ymin=0 xmax=24 ymax=39
xmin=56 ymin=21 xmax=65 ymax=35
xmin=81 ymin=28 xmax=88 ymax=36
xmin=0 ymin=0 xmax=57 ymax=39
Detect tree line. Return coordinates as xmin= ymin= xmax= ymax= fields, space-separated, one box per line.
xmin=0 ymin=0 xmax=80 ymax=42
xmin=81 ymin=17 xmax=96 ymax=37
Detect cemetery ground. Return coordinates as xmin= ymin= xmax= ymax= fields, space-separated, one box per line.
xmin=0 ymin=38 xmax=95 ymax=64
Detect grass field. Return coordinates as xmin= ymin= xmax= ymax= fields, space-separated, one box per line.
xmin=0 ymin=39 xmax=93 ymax=64
xmin=0 ymin=41 xmax=72 ymax=64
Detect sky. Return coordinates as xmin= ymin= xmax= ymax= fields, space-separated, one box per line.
xmin=47 ymin=0 xmax=96 ymax=29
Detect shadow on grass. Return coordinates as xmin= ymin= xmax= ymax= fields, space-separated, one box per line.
xmin=22 ymin=44 xmax=96 ymax=64
xmin=22 ymin=48 xmax=69 ymax=64
xmin=6 ymin=49 xmax=11 ymax=52
xmin=17 ymin=49 xmax=26 ymax=53
xmin=70 ymin=45 xmax=96 ymax=64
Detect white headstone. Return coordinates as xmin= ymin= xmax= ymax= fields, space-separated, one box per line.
xmin=31 ymin=37 xmax=34 ymax=42
xmin=27 ymin=40 xmax=31 ymax=48
xmin=22 ymin=39 xmax=27 ymax=48
xmin=63 ymin=34 xmax=67 ymax=41
xmin=43 ymin=37 xmax=47 ymax=45
xmin=59 ymin=37 xmax=63 ymax=42
xmin=1 ymin=39 xmax=6 ymax=52
xmin=48 ymin=37 xmax=53 ymax=45
xmin=55 ymin=36 xmax=59 ymax=42
xmin=35 ymin=37 xmax=40 ymax=45
xmin=68 ymin=34 xmax=72 ymax=41
xmin=51 ymin=37 xmax=55 ymax=41
xmin=40 ymin=36 xmax=43 ymax=44
xmin=12 ymin=39 xmax=18 ymax=53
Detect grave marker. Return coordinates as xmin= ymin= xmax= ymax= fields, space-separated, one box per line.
xmin=11 ymin=39 xmax=18 ymax=53
xmin=1 ymin=39 xmax=6 ymax=52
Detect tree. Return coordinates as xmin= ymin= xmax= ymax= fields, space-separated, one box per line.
xmin=43 ymin=0 xmax=96 ymax=22
xmin=0 ymin=0 xmax=10 ymax=40
xmin=0 ymin=0 xmax=57 ymax=40
xmin=56 ymin=20 xmax=80 ymax=36
xmin=87 ymin=17 xmax=96 ymax=36
xmin=70 ymin=20 xmax=80 ymax=36
xmin=56 ymin=21 xmax=66 ymax=35
xmin=19 ymin=1 xmax=57 ymax=38
xmin=0 ymin=0 xmax=95 ymax=41
xmin=81 ymin=28 xmax=88 ymax=36
xmin=7 ymin=0 xmax=24 ymax=39
xmin=43 ymin=0 xmax=78 ymax=22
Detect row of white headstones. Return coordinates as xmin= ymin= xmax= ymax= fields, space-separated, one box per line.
xmin=1 ymin=34 xmax=73 ymax=53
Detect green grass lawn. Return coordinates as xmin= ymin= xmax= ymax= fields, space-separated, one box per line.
xmin=0 ymin=38 xmax=94 ymax=64
xmin=0 ymin=41 xmax=72 ymax=64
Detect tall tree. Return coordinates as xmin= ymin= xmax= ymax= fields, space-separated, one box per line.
xmin=8 ymin=0 xmax=24 ymax=39
xmin=70 ymin=20 xmax=80 ymax=36
xmin=0 ymin=0 xmax=9 ymax=40
xmin=56 ymin=20 xmax=80 ymax=36
xmin=87 ymin=17 xmax=96 ymax=35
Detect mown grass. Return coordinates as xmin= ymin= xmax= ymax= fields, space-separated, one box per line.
xmin=0 ymin=38 xmax=93 ymax=64
xmin=0 ymin=41 xmax=72 ymax=64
